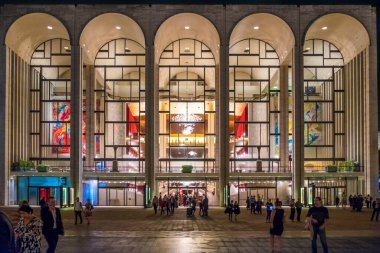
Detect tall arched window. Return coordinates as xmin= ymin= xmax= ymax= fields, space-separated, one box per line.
xmin=158 ymin=39 xmax=216 ymax=173
xmin=93 ymin=39 xmax=145 ymax=172
xmin=229 ymin=39 xmax=280 ymax=172
xmin=303 ymin=39 xmax=344 ymax=169
xmin=30 ymin=38 xmax=72 ymax=166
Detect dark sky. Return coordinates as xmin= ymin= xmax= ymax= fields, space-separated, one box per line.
xmin=1 ymin=0 xmax=379 ymax=130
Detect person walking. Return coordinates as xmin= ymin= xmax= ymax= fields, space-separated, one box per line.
xmin=152 ymin=195 xmax=158 ymax=215
xmin=0 ymin=210 xmax=15 ymax=253
xmin=256 ymin=197 xmax=263 ymax=215
xmin=84 ymin=199 xmax=94 ymax=224
xmin=246 ymin=196 xmax=250 ymax=210
xmin=226 ymin=200 xmax=234 ymax=221
xmin=295 ymin=199 xmax=302 ymax=222
xmin=289 ymin=199 xmax=296 ymax=222
xmin=74 ymin=197 xmax=83 ymax=225
xmin=41 ymin=197 xmax=64 ymax=253
xmin=335 ymin=196 xmax=340 ymax=208
xmin=306 ymin=197 xmax=329 ymax=253
xmin=160 ymin=195 xmax=166 ymax=215
xmin=370 ymin=198 xmax=380 ymax=222
xmin=170 ymin=196 xmax=175 ymax=214
xmin=266 ymin=199 xmax=273 ymax=223
xmin=348 ymin=194 xmax=353 ymax=207
xmin=341 ymin=192 xmax=347 ymax=208
xmin=191 ymin=197 xmax=197 ymax=215
xmin=250 ymin=195 xmax=256 ymax=214
xmin=14 ymin=205 xmax=42 ymax=253
xmin=233 ymin=201 xmax=240 ymax=222
xmin=199 ymin=197 xmax=204 ymax=216
xmin=269 ymin=201 xmax=284 ymax=253
xmin=202 ymin=196 xmax=209 ymax=216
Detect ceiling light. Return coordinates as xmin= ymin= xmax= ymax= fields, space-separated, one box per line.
xmin=184 ymin=26 xmax=190 ymax=30
xmin=115 ymin=26 xmax=121 ymax=30
xmin=306 ymin=47 xmax=310 ymax=50
xmin=64 ymin=46 xmax=69 ymax=50
xmin=253 ymin=26 xmax=259 ymax=30
xmin=321 ymin=26 xmax=328 ymax=30
xmin=47 ymin=26 xmax=53 ymax=30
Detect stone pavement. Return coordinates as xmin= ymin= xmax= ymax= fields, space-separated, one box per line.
xmin=1 ymin=206 xmax=379 ymax=252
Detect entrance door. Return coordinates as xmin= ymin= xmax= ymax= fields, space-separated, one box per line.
xmin=240 ymin=188 xmax=276 ymax=205
xmin=315 ymin=187 xmax=345 ymax=206
xmin=109 ymin=188 xmax=125 ymax=206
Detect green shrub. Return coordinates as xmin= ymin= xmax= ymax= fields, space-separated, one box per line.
xmin=325 ymin=165 xmax=337 ymax=172
xmin=37 ymin=164 xmax=50 ymax=172
xmin=338 ymin=160 xmax=355 ymax=172
xmin=182 ymin=165 xmax=193 ymax=173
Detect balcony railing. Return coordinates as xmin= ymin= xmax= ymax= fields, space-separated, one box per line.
xmin=305 ymin=165 xmax=364 ymax=173
xmin=229 ymin=159 xmax=291 ymax=173
xmin=83 ymin=165 xmax=145 ymax=173
xmin=158 ymin=159 xmax=216 ymax=173
xmin=11 ymin=166 xmax=70 ymax=173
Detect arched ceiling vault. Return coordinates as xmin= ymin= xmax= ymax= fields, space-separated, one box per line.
xmin=80 ymin=13 xmax=145 ymax=65
xmin=5 ymin=13 xmax=70 ymax=62
xmin=305 ymin=13 xmax=370 ymax=63
xmin=155 ymin=13 xmax=220 ymax=65
xmin=230 ymin=13 xmax=295 ymax=64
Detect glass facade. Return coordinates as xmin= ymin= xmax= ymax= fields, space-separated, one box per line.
xmin=303 ymin=39 xmax=344 ymax=170
xmin=158 ymin=39 xmax=216 ymax=173
xmin=93 ymin=39 xmax=146 ymax=172
xmin=30 ymin=38 xmax=72 ymax=167
xmin=229 ymin=39 xmax=281 ymax=172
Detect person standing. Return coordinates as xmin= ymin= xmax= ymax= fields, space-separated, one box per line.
xmin=306 ymin=197 xmax=329 ymax=253
xmin=265 ymin=199 xmax=273 ymax=223
xmin=152 ymin=195 xmax=158 ymax=215
xmin=41 ymin=197 xmax=64 ymax=253
xmin=0 ymin=210 xmax=14 ymax=253
xmin=295 ymin=199 xmax=302 ymax=222
xmin=202 ymin=196 xmax=209 ymax=216
xmin=250 ymin=195 xmax=256 ymax=214
xmin=199 ymin=197 xmax=204 ymax=216
xmin=14 ymin=205 xmax=42 ymax=253
xmin=269 ymin=201 xmax=284 ymax=253
xmin=74 ymin=197 xmax=83 ymax=225
xmin=84 ymin=199 xmax=94 ymax=224
xmin=233 ymin=201 xmax=240 ymax=222
xmin=246 ymin=196 xmax=250 ymax=210
xmin=289 ymin=199 xmax=296 ymax=222
xmin=370 ymin=198 xmax=379 ymax=222
xmin=170 ymin=196 xmax=175 ymax=214
xmin=39 ymin=197 xmax=46 ymax=209
xmin=226 ymin=200 xmax=234 ymax=221
xmin=348 ymin=194 xmax=353 ymax=207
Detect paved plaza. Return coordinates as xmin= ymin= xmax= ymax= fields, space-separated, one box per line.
xmin=2 ymin=206 xmax=380 ymax=253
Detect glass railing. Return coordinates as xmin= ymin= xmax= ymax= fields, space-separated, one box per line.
xmin=11 ymin=166 xmax=70 ymax=172
xmin=229 ymin=159 xmax=291 ymax=173
xmin=83 ymin=163 xmax=145 ymax=173
xmin=305 ymin=165 xmax=364 ymax=173
xmin=158 ymin=159 xmax=216 ymax=173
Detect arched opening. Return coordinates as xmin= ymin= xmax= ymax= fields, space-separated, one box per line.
xmin=5 ymin=13 xmax=71 ymax=206
xmin=80 ymin=13 xmax=146 ymax=206
xmin=228 ymin=13 xmax=295 ymax=205
xmin=303 ymin=13 xmax=371 ymax=205
xmin=155 ymin=13 xmax=220 ymax=206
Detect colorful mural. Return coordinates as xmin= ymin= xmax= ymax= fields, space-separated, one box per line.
xmin=52 ymin=102 xmax=86 ymax=154
xmin=304 ymin=103 xmax=321 ymax=145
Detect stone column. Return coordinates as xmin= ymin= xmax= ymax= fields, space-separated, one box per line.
xmin=293 ymin=43 xmax=304 ymax=201
xmin=70 ymin=45 xmax=83 ymax=199
xmin=218 ymin=8 xmax=229 ymax=206
xmin=367 ymin=8 xmax=378 ymax=197
xmin=0 ymin=42 xmax=9 ymax=205
xmin=145 ymin=33 xmax=155 ymax=204
xmin=85 ymin=65 xmax=95 ymax=168
xmin=280 ymin=65 xmax=289 ymax=171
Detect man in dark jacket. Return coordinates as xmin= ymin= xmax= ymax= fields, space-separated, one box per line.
xmin=0 ymin=210 xmax=14 ymax=253
xmin=202 ymin=196 xmax=209 ymax=216
xmin=41 ymin=197 xmax=64 ymax=253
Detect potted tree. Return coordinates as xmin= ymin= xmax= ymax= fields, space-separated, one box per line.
xmin=182 ymin=165 xmax=193 ymax=173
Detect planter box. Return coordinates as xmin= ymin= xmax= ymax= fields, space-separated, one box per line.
xmin=37 ymin=165 xmax=49 ymax=172
xmin=325 ymin=165 xmax=337 ymax=172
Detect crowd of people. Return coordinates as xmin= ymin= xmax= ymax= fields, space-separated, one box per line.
xmin=152 ymin=193 xmax=209 ymax=217
xmin=0 ymin=192 xmax=379 ymax=253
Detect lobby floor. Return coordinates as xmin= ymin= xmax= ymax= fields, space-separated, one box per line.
xmin=1 ymin=206 xmax=379 ymax=252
